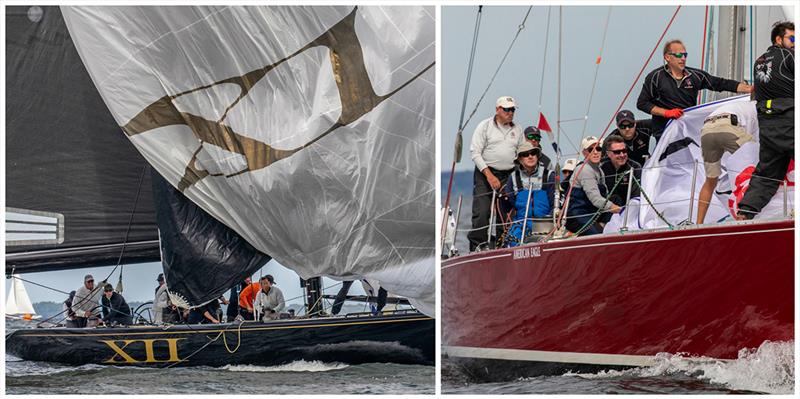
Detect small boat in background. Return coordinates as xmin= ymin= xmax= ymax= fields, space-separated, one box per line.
xmin=5 ymin=275 xmax=42 ymax=321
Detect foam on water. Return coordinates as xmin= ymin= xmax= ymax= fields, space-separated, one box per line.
xmin=566 ymin=340 xmax=794 ymax=394
xmin=221 ymin=360 xmax=350 ymax=373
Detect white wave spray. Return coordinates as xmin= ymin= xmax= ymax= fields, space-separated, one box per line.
xmin=567 ymin=340 xmax=794 ymax=394
xmin=221 ymin=360 xmax=350 ymax=373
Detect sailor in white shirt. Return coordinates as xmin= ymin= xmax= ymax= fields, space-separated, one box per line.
xmin=254 ymin=275 xmax=285 ymax=321
xmin=468 ymin=96 xmax=523 ymax=251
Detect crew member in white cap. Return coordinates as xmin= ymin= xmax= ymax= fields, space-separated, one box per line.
xmin=72 ymin=274 xmax=103 ymax=328
xmin=560 ymin=158 xmax=578 ymax=193
xmin=468 ymin=96 xmax=524 ymax=251
xmin=565 ymin=136 xmax=621 ymax=236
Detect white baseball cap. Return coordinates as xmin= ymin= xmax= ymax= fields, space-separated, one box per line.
xmin=581 ymin=136 xmax=603 ymax=151
xmin=562 ymin=158 xmax=578 ymax=172
xmin=496 ymin=96 xmax=516 ymax=108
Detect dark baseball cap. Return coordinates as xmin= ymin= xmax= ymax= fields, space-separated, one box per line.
xmin=616 ymin=110 xmax=635 ymax=126
xmin=524 ymin=126 xmax=541 ymax=140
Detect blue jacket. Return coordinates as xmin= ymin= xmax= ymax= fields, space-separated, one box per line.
xmin=500 ymin=163 xmax=555 ymax=247
xmin=567 ymin=161 xmax=610 ymax=219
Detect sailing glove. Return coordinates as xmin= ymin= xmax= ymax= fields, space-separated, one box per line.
xmin=664 ymin=108 xmax=684 ymax=119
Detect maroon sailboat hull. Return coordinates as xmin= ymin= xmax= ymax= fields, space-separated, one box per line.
xmin=442 ymin=220 xmax=794 ymax=381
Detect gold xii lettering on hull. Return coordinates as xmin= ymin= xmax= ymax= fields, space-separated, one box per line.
xmin=100 ymin=338 xmax=186 ymax=364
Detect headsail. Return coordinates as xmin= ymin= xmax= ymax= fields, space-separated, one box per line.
xmin=5 ymin=6 xmax=160 ymax=274
xmin=62 ymin=6 xmax=436 ymax=315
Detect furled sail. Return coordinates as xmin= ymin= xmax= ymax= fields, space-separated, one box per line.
xmin=61 ymin=6 xmax=436 ymax=315
xmin=5 ymin=6 xmax=160 ymax=274
xmin=6 ymin=275 xmax=38 ymax=317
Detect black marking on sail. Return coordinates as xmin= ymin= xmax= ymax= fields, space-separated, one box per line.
xmin=658 ymin=137 xmax=698 ymax=162
xmin=151 ymin=171 xmax=271 ymax=308
xmin=122 ymin=7 xmax=434 ymax=191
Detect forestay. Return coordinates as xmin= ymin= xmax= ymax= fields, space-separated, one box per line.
xmin=62 ymin=6 xmax=435 ymax=316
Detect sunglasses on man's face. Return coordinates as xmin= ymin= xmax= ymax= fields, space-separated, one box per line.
xmin=502 ymin=107 xmax=516 ymax=113
xmin=784 ymin=35 xmax=795 ymax=43
xmin=610 ymin=148 xmax=628 ymax=155
xmin=519 ymin=150 xmax=539 ymax=158
xmin=619 ymin=123 xmax=634 ymax=130
xmin=669 ymin=52 xmax=688 ymax=59
xmin=587 ymin=145 xmax=602 ymax=153
xmin=526 ymin=133 xmax=542 ymax=141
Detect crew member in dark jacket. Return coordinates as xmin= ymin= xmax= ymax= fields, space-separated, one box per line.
xmin=100 ymin=284 xmax=132 ymax=326
xmin=637 ymin=39 xmax=752 ymax=142
xmin=737 ymin=22 xmax=795 ymax=220
xmin=600 ymin=135 xmax=642 ymax=207
xmin=605 ymin=110 xmax=652 ymax=166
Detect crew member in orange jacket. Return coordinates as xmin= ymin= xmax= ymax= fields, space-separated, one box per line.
xmin=238 ymin=277 xmax=260 ymax=320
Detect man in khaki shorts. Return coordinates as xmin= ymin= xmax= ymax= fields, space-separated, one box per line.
xmin=696 ymin=101 xmax=757 ymax=224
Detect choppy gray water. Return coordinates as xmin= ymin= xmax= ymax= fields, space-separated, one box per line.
xmin=442 ymin=341 xmax=795 ymax=394
xmin=5 ymin=323 xmax=433 ymax=395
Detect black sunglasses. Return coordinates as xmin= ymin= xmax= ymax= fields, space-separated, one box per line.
xmin=610 ymin=148 xmax=628 ymax=155
xmin=587 ymin=145 xmax=602 ymax=153
xmin=618 ymin=123 xmax=634 ymax=129
xmin=669 ymin=52 xmax=688 ymax=59
xmin=526 ymin=133 xmax=542 ymax=140
xmin=502 ymin=107 xmax=516 ymax=113
xmin=519 ymin=150 xmax=540 ymax=158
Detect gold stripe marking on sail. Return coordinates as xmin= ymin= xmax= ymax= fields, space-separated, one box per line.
xmin=120 ymin=6 xmax=434 ymax=192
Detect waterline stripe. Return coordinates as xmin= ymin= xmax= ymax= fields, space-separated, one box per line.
xmin=443 ymin=345 xmax=655 ymax=367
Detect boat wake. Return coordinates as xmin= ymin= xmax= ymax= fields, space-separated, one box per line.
xmin=221 ymin=360 xmax=350 ymax=373
xmin=566 ymin=341 xmax=795 ymax=394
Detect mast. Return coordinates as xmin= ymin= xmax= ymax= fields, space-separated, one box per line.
xmin=303 ymin=277 xmax=324 ymax=317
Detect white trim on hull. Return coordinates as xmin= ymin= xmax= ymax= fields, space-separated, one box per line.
xmin=443 ymin=345 xmax=656 ymax=367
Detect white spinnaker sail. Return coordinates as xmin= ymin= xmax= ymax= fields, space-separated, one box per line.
xmin=6 ymin=275 xmax=38 ymax=316
xmin=62 ymin=6 xmax=435 ymax=316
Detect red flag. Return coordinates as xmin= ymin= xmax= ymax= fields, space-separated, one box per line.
xmin=537 ymin=112 xmax=552 ymax=133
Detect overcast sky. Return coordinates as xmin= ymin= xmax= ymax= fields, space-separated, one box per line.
xmin=6 ymin=260 xmax=365 ymax=306
xmin=441 ymin=5 xmax=790 ymax=176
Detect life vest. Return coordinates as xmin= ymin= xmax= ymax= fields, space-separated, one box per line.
xmin=567 ymin=161 xmax=608 ymax=217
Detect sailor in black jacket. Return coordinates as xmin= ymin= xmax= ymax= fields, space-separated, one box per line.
xmin=100 ymin=284 xmax=132 ymax=326
xmin=737 ymin=22 xmax=795 ymax=220
xmin=637 ymin=39 xmax=752 ymax=142
xmin=606 ymin=110 xmax=652 ymax=166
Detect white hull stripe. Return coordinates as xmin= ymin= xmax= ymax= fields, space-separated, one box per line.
xmin=441 ymin=253 xmax=511 ymax=269
xmin=443 ymin=345 xmax=655 ymax=367
xmin=442 ymin=226 xmax=792 ymax=269
xmin=543 ymin=227 xmax=793 ymax=253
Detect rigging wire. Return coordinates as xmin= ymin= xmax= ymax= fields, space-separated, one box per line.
xmin=699 ymin=5 xmax=710 ymax=104
xmin=458 ymin=6 xmax=533 ymax=133
xmin=442 ymin=6 xmax=483 ymax=249
xmin=555 ymin=5 xmax=683 ymax=232
xmin=579 ymin=6 xmax=613 ymax=138
xmin=442 ymin=5 xmax=532 ymax=251
xmin=537 ymin=6 xmax=553 ymax=111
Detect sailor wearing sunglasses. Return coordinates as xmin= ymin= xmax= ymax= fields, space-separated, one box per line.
xmin=637 ymin=39 xmax=753 ymax=143
xmin=468 ymin=96 xmax=524 ymax=251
